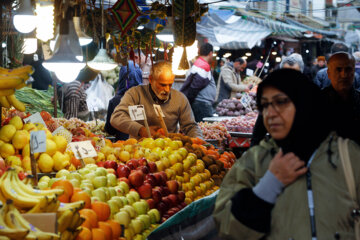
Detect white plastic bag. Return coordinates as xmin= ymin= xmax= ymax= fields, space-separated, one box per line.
xmin=86 ymin=74 xmax=114 ymax=111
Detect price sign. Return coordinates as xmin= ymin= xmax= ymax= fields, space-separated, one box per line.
xmin=69 ymin=141 xmax=97 ymax=159
xmin=24 ymin=112 xmax=47 ymax=127
xmin=30 ymin=131 xmax=46 ymax=154
xmin=246 ymin=69 xmax=254 ymax=76
xmin=153 ymin=104 xmax=165 ymax=117
xmin=240 ymin=93 xmax=252 ymax=108
xmin=128 ymin=105 xmax=145 ymax=121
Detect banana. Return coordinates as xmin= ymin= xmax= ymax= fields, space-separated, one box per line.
xmin=0 ymin=96 xmax=11 ymax=108
xmin=57 ymin=209 xmax=73 ymax=233
xmin=44 ymin=199 xmax=60 ymax=213
xmin=0 ymin=203 xmax=29 ymax=239
xmin=59 ymin=230 xmax=71 ymax=240
xmin=15 ymin=82 xmax=27 ymax=90
xmin=57 ymin=201 xmax=85 ymax=213
xmin=26 ymin=197 xmax=49 ymax=214
xmin=67 ymin=211 xmax=84 ymax=231
xmin=0 ymin=65 xmax=34 ymax=75
xmin=0 ymin=75 xmax=25 ymax=89
xmin=5 ymin=202 xmax=60 ymax=240
xmin=5 ymin=95 xmax=26 ymax=112
xmin=0 ymin=89 xmax=15 ymax=96
xmin=71 ymin=227 xmax=82 ymax=239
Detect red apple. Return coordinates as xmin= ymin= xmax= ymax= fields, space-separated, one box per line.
xmin=116 ymin=164 xmax=131 ymax=178
xmin=167 ymin=209 xmax=175 ymax=217
xmin=127 ymin=159 xmax=139 ymax=170
xmin=152 ymin=188 xmax=162 ymax=203
xmin=156 ymin=201 xmax=168 ymax=215
xmin=104 ymin=160 xmax=118 ymax=171
xmin=128 ymin=170 xmax=144 ymax=188
xmin=159 ymin=171 xmax=168 ymax=183
xmin=154 ymin=172 xmax=167 ymax=186
xmin=146 ymin=198 xmax=156 ymax=209
xmin=167 ymin=194 xmax=178 ymax=207
xmin=166 ymin=180 xmax=179 ymax=194
xmin=161 ymin=197 xmax=172 ymax=209
xmin=147 ymin=161 xmax=157 ymax=173
xmin=137 ymin=183 xmax=152 ymax=199
xmin=0 ymin=158 xmax=6 ymax=170
xmin=162 ymin=186 xmax=170 ymax=196
xmin=180 ymin=202 xmax=187 ymax=208
xmin=96 ymin=161 xmax=105 ymax=167
xmin=145 ymin=174 xmax=157 ymax=187
xmin=118 ymin=177 xmax=130 ymax=186
xmin=137 ymin=166 xmax=149 ymax=175
xmin=106 ymin=168 xmax=116 ymax=175
xmin=138 ymin=158 xmax=148 ymax=166
xmin=177 ymin=191 xmax=185 ymax=202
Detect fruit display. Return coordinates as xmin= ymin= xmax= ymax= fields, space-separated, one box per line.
xmin=86 ymin=120 xmax=109 ymax=137
xmin=243 ymin=76 xmax=262 ymax=85
xmin=221 ymin=112 xmax=258 ymax=133
xmin=198 ymin=122 xmax=231 ymax=141
xmin=215 ymin=92 xmax=257 ymax=116
xmin=0 ymin=65 xmax=34 ymax=112
xmin=101 ymin=66 xmax=120 ymax=86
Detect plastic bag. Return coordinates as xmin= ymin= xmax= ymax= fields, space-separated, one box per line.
xmin=86 ymin=74 xmax=114 ymax=112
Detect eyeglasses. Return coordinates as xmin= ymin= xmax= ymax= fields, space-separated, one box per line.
xmin=260 ymin=97 xmax=292 ymax=113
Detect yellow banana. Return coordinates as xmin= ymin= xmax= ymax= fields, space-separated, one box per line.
xmin=67 ymin=211 xmax=84 ymax=231
xmin=26 ymin=196 xmax=49 ymax=214
xmin=57 ymin=201 xmax=85 ymax=213
xmin=5 ymin=202 xmax=60 ymax=240
xmin=0 ymin=75 xmax=25 ymax=89
xmin=0 ymin=89 xmax=15 ymax=96
xmin=0 ymin=96 xmax=11 ymax=108
xmin=44 ymin=199 xmax=60 ymax=213
xmin=0 ymin=65 xmax=34 ymax=75
xmin=6 ymin=95 xmax=26 ymax=112
xmin=59 ymin=230 xmax=71 ymax=240
xmin=71 ymin=226 xmax=82 ymax=239
xmin=57 ymin=209 xmax=73 ymax=233
xmin=15 ymin=82 xmax=27 ymax=90
xmin=0 ymin=203 xmax=29 ymax=239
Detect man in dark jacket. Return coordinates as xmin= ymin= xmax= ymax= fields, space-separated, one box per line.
xmin=321 ymin=52 xmax=360 ymax=144
xmin=180 ymin=43 xmax=216 ymax=122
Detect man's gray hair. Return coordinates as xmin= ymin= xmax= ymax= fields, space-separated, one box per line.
xmin=280 ymin=53 xmax=304 ymax=72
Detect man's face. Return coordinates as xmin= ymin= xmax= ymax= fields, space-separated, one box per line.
xmin=234 ymin=61 xmax=247 ymax=73
xmin=318 ymin=60 xmax=325 ymax=67
xmin=328 ymin=56 xmax=355 ymax=94
xmin=149 ymin=69 xmax=175 ymax=101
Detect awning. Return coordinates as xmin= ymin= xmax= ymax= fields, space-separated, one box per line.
xmin=284 ymin=17 xmax=340 ymax=38
xmin=196 ymin=12 xmax=271 ymax=49
xmin=345 ymin=30 xmax=360 ymax=45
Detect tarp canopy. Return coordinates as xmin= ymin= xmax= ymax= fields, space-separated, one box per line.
xmin=284 ymin=17 xmax=340 ymax=38
xmin=345 ymin=30 xmax=360 ymax=45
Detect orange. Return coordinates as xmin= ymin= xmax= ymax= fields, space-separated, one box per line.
xmin=81 ymin=216 xmax=92 ymax=230
xmin=91 ymin=228 xmax=106 ymax=240
xmin=91 ymin=202 xmax=110 ymax=221
xmin=98 ymin=222 xmax=113 ymax=240
xmin=71 ymin=156 xmax=82 ymax=168
xmin=106 ymin=220 xmax=122 ymax=240
xmin=71 ymin=191 xmax=91 ymax=209
xmin=76 ymin=226 xmax=92 ymax=240
xmin=51 ymin=179 xmax=74 ymax=197
xmin=57 ymin=191 xmax=70 ymax=203
xmin=79 ymin=209 xmax=98 ymax=228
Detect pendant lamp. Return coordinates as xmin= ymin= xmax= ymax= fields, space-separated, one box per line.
xmin=43 ymin=17 xmax=85 ymax=83
xmin=22 ymin=31 xmax=37 ymax=54
xmin=13 ymin=0 xmax=37 ymax=33
xmin=87 ymin=0 xmax=117 ymax=71
xmin=73 ymin=5 xmax=93 ymax=46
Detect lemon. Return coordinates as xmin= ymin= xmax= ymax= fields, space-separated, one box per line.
xmin=22 ymin=156 xmax=31 ymax=172
xmin=9 ymin=116 xmax=23 ymax=130
xmin=0 ymin=125 xmax=16 ymax=142
xmin=23 ymin=122 xmax=37 ymax=132
xmin=5 ymin=155 xmax=21 ymax=167
xmin=0 ymin=143 xmax=15 ymax=158
xmin=45 ymin=129 xmax=53 ymax=140
xmin=22 ymin=144 xmax=40 ymax=159
xmin=53 ymin=151 xmax=70 ymax=171
xmin=12 ymin=130 xmax=30 ymax=149
xmin=45 ymin=139 xmax=57 ymax=156
xmin=38 ymin=153 xmax=54 ymax=173
xmin=53 ymin=135 xmax=67 ymax=153
xmin=39 ymin=175 xmax=51 ymax=184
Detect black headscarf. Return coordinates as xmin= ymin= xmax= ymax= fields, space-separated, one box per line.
xmin=256 ymin=69 xmax=330 ymax=161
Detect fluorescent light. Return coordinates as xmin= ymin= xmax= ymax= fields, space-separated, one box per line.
xmin=35 ymin=2 xmax=54 ymax=42
xmin=13 ymin=0 xmax=36 ymax=33
xmin=137 ymin=25 xmax=144 ymax=30
xmin=73 ymin=16 xmax=93 ymax=46
xmin=214 ymin=46 xmax=220 ymax=51
xmin=87 ymin=38 xmax=117 ymax=71
xmin=245 ymin=52 xmax=251 ymax=56
xmin=22 ymin=37 xmax=37 ymax=54
xmin=272 ymin=51 xmax=277 ymax=55
xmin=275 ymin=57 xmax=282 ymax=62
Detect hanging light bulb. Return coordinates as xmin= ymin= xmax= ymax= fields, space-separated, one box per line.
xmin=73 ymin=5 xmax=93 ymax=46
xmin=35 ymin=2 xmax=54 ymax=42
xmin=43 ymin=16 xmax=85 ymax=83
xmin=13 ymin=0 xmax=37 ymax=33
xmin=172 ymin=40 xmax=198 ymax=76
xmin=156 ymin=17 xmax=174 ymax=43
xmin=22 ymin=31 xmax=37 ymax=54
xmin=87 ymin=0 xmax=117 ymax=71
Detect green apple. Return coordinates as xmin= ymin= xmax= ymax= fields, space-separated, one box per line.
xmin=126 ymin=193 xmax=136 ymax=205
xmin=66 ymin=172 xmax=82 ymax=182
xmin=78 ymin=168 xmax=91 ymax=176
xmin=95 ymin=167 xmax=107 ymax=176
xmin=128 ymin=191 xmax=140 ymax=202
xmin=147 ymin=152 xmax=160 ymax=162
xmin=81 ymin=187 xmax=92 ymax=196
xmin=107 ymin=199 xmax=119 ymax=216
xmin=161 ymin=157 xmax=171 ymax=168
xmin=69 ymin=178 xmax=80 ymax=188
xmin=56 ymin=169 xmax=70 ymax=178
xmin=131 ymin=219 xmax=144 ymax=234
xmin=137 ymin=214 xmax=151 ymax=229
xmin=133 ymin=149 xmax=145 ymax=159
xmin=148 ymin=209 xmax=161 ymax=223
xmin=48 ymin=177 xmax=63 ymax=188
xmin=169 ymin=141 xmax=179 ymax=150
xmin=119 ymin=181 xmax=129 ymax=194
xmin=39 ymin=175 xmax=51 ymax=184
xmin=134 ymin=234 xmax=143 ymax=240
xmin=132 ymin=201 xmax=148 ymax=215
xmin=37 ymin=181 xmax=48 ymax=190
xmin=122 ymin=205 xmax=137 ymax=218
xmin=108 ymin=187 xmax=117 ymax=198
xmin=114 ymin=211 xmax=130 ymax=228
xmin=80 ymin=182 xmax=94 ymax=191
xmin=84 ymin=172 xmax=96 ymax=181
xmin=107 ymin=173 xmax=117 ymax=187
xmin=119 ymin=196 xmax=128 ymax=206
xmin=151 ymin=147 xmax=162 ymax=156
xmin=111 ymin=196 xmax=124 ymax=209
xmin=124 ymin=227 xmax=134 ymax=240
xmin=85 ymin=163 xmax=97 ymax=171
xmin=177 ymin=147 xmax=188 ymax=159
xmin=92 ymin=176 xmax=107 ymax=189
xmin=100 ymin=187 xmax=110 ymax=201
xmin=154 ymin=138 xmax=165 ymax=149
xmin=91 ymin=196 xmax=100 ymax=203
xmin=92 ymin=188 xmax=106 ymax=202
xmin=114 ymin=186 xmax=124 ymax=196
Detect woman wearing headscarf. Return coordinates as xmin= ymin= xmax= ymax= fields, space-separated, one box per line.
xmin=213 ymin=69 xmax=360 ymax=239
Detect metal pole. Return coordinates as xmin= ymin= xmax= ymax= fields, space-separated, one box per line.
xmin=53 ymin=77 xmax=57 ymax=118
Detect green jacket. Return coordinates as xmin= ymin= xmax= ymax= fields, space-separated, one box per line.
xmin=213 ymin=133 xmax=360 ymax=240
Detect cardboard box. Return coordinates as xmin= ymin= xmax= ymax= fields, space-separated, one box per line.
xmin=21 ymin=213 xmax=57 ymax=233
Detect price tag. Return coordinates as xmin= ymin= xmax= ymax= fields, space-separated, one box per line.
xmin=153 ymin=104 xmax=165 ymax=118
xmin=128 ymin=105 xmax=145 ymax=121
xmin=240 ymin=93 xmax=252 ymax=108
xmin=69 ymin=141 xmax=97 ymax=159
xmin=24 ymin=112 xmax=47 ymax=128
xmin=30 ymin=131 xmax=46 ymax=154
xmin=246 ymin=69 xmax=254 ymax=76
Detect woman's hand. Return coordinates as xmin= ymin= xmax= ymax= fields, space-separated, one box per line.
xmin=269 ymin=149 xmax=307 ymax=186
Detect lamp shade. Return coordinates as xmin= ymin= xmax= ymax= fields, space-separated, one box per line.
xmin=87 ymin=38 xmax=117 ymax=71
xmin=13 ymin=0 xmax=37 ymax=33
xmin=43 ymin=19 xmax=85 ymax=82
xmin=73 ymin=17 xmax=93 ymax=46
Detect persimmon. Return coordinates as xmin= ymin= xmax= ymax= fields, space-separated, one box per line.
xmin=91 ymin=228 xmax=106 ymax=240
xmin=71 ymin=156 xmax=82 ymax=168
xmin=98 ymin=222 xmax=113 ymax=240
xmin=76 ymin=226 xmax=92 ymax=240
xmin=79 ymin=209 xmax=98 ymax=228
xmin=106 ymin=220 xmax=122 ymax=239
xmin=71 ymin=191 xmax=91 ymax=209
xmin=57 ymin=191 xmax=70 ymax=203
xmin=91 ymin=202 xmax=110 ymax=221
xmin=51 ymin=179 xmax=74 ymax=197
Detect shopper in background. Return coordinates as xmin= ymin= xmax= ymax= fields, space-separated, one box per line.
xmin=311 ymin=56 xmax=326 ymax=78
xmin=354 ymin=51 xmax=360 ymax=76
xmin=111 ymin=61 xmax=202 ymax=139
xmin=105 ymin=58 xmax=143 ymax=140
xmin=279 ymin=54 xmax=304 ymax=72
xmin=216 ymin=57 xmax=251 ymax=103
xmin=321 ymin=52 xmax=360 ymax=144
xmin=180 ymin=43 xmax=216 ymax=122
xmin=213 ymin=68 xmax=360 ymax=239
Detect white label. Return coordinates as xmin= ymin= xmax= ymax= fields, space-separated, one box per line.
xmin=128 ymin=105 xmax=145 ymax=121
xmin=24 ymin=112 xmax=47 ymax=128
xmin=240 ymin=93 xmax=252 ymax=108
xmin=69 ymin=141 xmax=97 ymax=159
xmin=153 ymin=104 xmax=165 ymax=118
xmin=246 ymin=69 xmax=254 ymax=76
xmin=30 ymin=131 xmax=46 ymax=154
